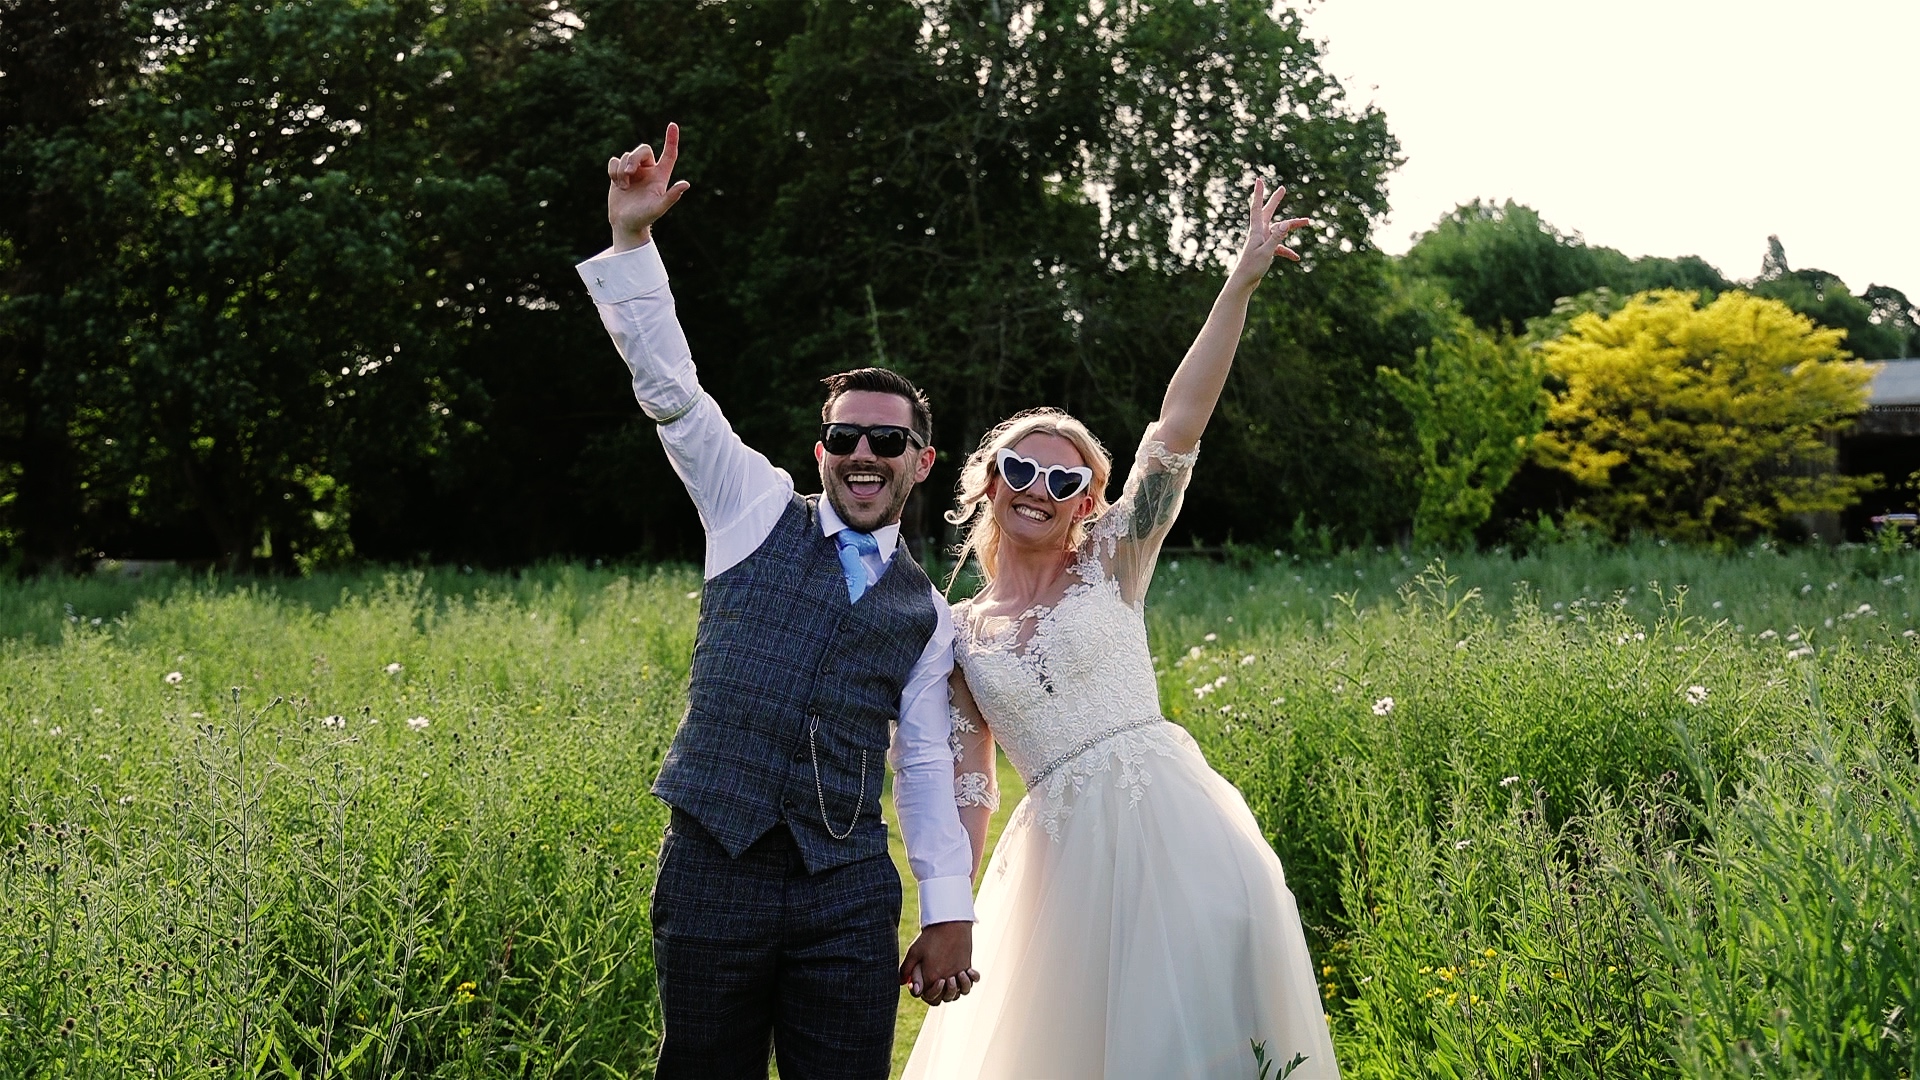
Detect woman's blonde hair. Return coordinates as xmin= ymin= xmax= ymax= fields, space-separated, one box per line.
xmin=945 ymin=408 xmax=1113 ymax=588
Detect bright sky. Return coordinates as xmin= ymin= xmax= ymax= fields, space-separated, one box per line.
xmin=1301 ymin=0 xmax=1920 ymax=296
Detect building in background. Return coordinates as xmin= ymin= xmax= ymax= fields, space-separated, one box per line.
xmin=1841 ymin=359 xmax=1920 ymax=540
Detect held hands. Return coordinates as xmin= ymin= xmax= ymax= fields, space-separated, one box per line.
xmin=901 ymin=921 xmax=978 ymax=1007
xmin=607 ymin=122 xmax=690 ymax=252
xmin=1229 ymin=177 xmax=1311 ymax=288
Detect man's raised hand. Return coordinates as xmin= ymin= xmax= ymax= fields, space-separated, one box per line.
xmin=607 ymin=122 xmax=690 ymax=252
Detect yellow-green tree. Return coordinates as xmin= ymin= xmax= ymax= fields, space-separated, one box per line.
xmin=1532 ymin=290 xmax=1877 ymax=543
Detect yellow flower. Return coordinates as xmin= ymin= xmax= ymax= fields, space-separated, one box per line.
xmin=1322 ymin=964 xmax=1335 ymax=977
xmin=1482 ymin=947 xmax=1496 ymax=958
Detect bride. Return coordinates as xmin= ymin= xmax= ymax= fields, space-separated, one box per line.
xmin=903 ymin=179 xmax=1339 ymax=1079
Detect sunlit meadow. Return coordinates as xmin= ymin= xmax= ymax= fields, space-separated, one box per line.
xmin=2 ymin=542 xmax=1917 ymax=1078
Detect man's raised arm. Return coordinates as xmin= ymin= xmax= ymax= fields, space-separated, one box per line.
xmin=576 ymin=124 xmax=791 ymax=578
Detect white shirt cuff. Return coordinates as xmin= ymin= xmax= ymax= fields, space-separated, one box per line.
xmin=576 ymin=242 xmax=669 ymax=304
xmin=917 ymin=875 xmax=977 ymax=927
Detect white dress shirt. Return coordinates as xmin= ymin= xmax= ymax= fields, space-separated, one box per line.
xmin=577 ymin=241 xmax=976 ymax=926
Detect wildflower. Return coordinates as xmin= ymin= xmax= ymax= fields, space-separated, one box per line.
xmin=1906 ymin=630 xmax=1917 ymax=639
xmin=189 ymin=711 xmax=203 ymax=719
xmin=1499 ymin=776 xmax=1519 ymax=787
xmin=1684 ymin=685 xmax=1709 ymax=706
xmin=1759 ymin=629 xmax=1777 ymax=640
xmin=320 ymin=715 xmax=346 ymax=729
xmin=1787 ymin=631 xmax=1802 ymax=643
xmin=384 ymin=662 xmax=403 ymax=675
xmin=1801 ymin=583 xmax=1813 ymax=594
xmin=1218 ymin=705 xmax=1233 ymax=715
xmin=1453 ymin=839 xmax=1471 ymax=850
xmin=1454 ymin=640 xmax=1467 ymax=650
xmin=1483 ymin=947 xmax=1496 ymax=958
xmin=1187 ymin=645 xmax=1203 ymax=661
xmin=1240 ymin=654 xmax=1256 ymax=666
xmin=1711 ymin=600 xmax=1723 ymax=609
xmin=1858 ymin=603 xmax=1873 ymax=614
xmin=407 ymin=716 xmax=430 ymax=731
xmin=163 ymin=671 xmax=183 ymax=685
xmin=1203 ymin=632 xmax=1218 ymax=642
xmin=684 ymin=590 xmax=699 ymax=600
xmin=1786 ymin=646 xmax=1814 ymax=661
xmin=49 ymin=726 xmax=61 ymax=736
xmin=117 ymin=795 xmax=133 ymax=806
xmin=1633 ymin=632 xmax=1645 ymax=641
xmin=1371 ymin=697 xmax=1395 ymax=716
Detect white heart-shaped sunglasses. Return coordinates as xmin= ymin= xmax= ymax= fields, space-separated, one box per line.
xmin=995 ymin=448 xmax=1093 ymax=501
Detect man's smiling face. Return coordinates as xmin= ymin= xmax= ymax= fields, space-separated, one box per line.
xmin=816 ymin=390 xmax=935 ymax=533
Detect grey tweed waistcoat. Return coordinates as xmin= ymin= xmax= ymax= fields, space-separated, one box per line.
xmin=654 ymin=493 xmax=938 ymax=873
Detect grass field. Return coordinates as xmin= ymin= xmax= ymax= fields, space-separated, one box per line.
xmin=2 ymin=541 xmax=1917 ymax=1078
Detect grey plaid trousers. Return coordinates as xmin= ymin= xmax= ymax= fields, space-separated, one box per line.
xmin=651 ymin=810 xmax=903 ymax=1080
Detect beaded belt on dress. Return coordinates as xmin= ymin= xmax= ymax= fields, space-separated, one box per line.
xmin=1029 ymin=716 xmax=1168 ymax=788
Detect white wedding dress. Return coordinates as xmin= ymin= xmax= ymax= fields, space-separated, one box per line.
xmin=905 ymin=438 xmax=1339 ymax=1080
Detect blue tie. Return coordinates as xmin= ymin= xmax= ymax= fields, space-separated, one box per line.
xmin=836 ymin=530 xmax=880 ymax=603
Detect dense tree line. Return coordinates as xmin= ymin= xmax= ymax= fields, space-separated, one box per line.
xmin=2 ymin=2 xmax=1908 ymax=572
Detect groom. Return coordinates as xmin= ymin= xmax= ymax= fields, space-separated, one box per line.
xmin=576 ymin=123 xmax=977 ymax=1079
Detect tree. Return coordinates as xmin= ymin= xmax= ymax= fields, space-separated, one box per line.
xmin=1377 ymin=317 xmax=1545 ymax=548
xmin=1752 ymin=236 xmax=1911 ymax=361
xmin=1402 ymin=200 xmax=1733 ymax=335
xmin=1531 ymin=290 xmax=1877 ymax=544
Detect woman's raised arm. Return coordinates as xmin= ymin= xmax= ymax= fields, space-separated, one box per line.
xmin=1151 ymin=179 xmax=1309 ymax=454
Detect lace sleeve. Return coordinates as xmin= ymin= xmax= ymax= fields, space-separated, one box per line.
xmin=947 ymin=662 xmax=997 ymax=879
xmin=1081 ymin=433 xmax=1199 ymax=607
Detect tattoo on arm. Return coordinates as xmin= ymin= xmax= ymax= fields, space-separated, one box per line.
xmin=1127 ymin=471 xmax=1181 ymax=541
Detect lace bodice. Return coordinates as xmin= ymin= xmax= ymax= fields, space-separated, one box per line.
xmin=950 ymin=437 xmax=1201 ymax=839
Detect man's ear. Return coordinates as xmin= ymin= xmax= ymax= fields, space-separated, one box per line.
xmin=912 ymin=445 xmax=936 ymax=484
xmin=815 ymin=442 xmax=826 ymax=464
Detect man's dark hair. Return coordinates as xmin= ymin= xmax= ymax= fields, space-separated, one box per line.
xmin=820 ymin=367 xmax=933 ymax=446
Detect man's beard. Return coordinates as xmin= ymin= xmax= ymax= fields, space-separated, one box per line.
xmin=822 ymin=462 xmax=914 ymax=533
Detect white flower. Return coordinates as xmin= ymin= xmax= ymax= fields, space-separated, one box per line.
xmin=320 ymin=715 xmax=346 ymax=729
xmin=1454 ymin=839 xmax=1472 ymax=849
xmin=1711 ymin=600 xmax=1723 ymax=609
xmin=1858 ymin=603 xmax=1873 ymax=614
xmin=1194 ymin=685 xmax=1212 ymax=699
xmin=1801 ymin=584 xmax=1813 ymax=594
xmin=384 ymin=662 xmax=403 ymax=675
xmin=1240 ymin=654 xmax=1256 ymax=666
xmin=1213 ymin=675 xmax=1228 ymax=689
xmin=685 ymin=591 xmax=699 ymax=600
xmin=1759 ymin=629 xmax=1777 ymax=640
xmin=1683 ymin=685 xmax=1709 ymax=706
xmin=1786 ymin=646 xmax=1814 ymax=661
xmin=189 ymin=712 xmax=203 ymax=719
xmin=1633 ymin=632 xmax=1646 ymax=641
xmin=1454 ymin=640 xmax=1467 ymax=651
xmin=1187 ymin=646 xmax=1204 ymax=661
xmin=407 ymin=716 xmax=430 ymax=731
xmin=1500 ymin=776 xmax=1520 ymax=787
xmin=1270 ymin=696 xmax=1286 ymax=705
xmin=1787 ymin=631 xmax=1802 ymax=643
xmin=1905 ymin=629 xmax=1917 ymax=639
xmin=1203 ymin=632 xmax=1218 ymax=642
xmin=118 ymin=795 xmax=134 ymax=806
xmin=1372 ymin=696 xmax=1395 ymax=716
xmin=1219 ymin=705 xmax=1234 ymax=715
xmin=49 ymin=726 xmax=61 ymax=736
xmin=163 ymin=671 xmax=183 ymax=685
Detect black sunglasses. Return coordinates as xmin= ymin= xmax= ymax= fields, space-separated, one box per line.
xmin=819 ymin=422 xmax=926 ymax=458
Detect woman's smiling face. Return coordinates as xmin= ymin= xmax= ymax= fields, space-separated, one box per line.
xmin=988 ymin=432 xmax=1096 ymax=552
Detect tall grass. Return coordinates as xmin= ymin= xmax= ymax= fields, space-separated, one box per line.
xmin=0 ymin=545 xmax=1914 ymax=1077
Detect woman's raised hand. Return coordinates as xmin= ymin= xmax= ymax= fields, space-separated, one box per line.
xmin=607 ymin=122 xmax=691 ymax=252
xmin=1229 ymin=178 xmax=1311 ymax=286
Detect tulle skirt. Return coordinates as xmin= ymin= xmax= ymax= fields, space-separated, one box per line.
xmin=904 ymin=725 xmax=1339 ymax=1079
